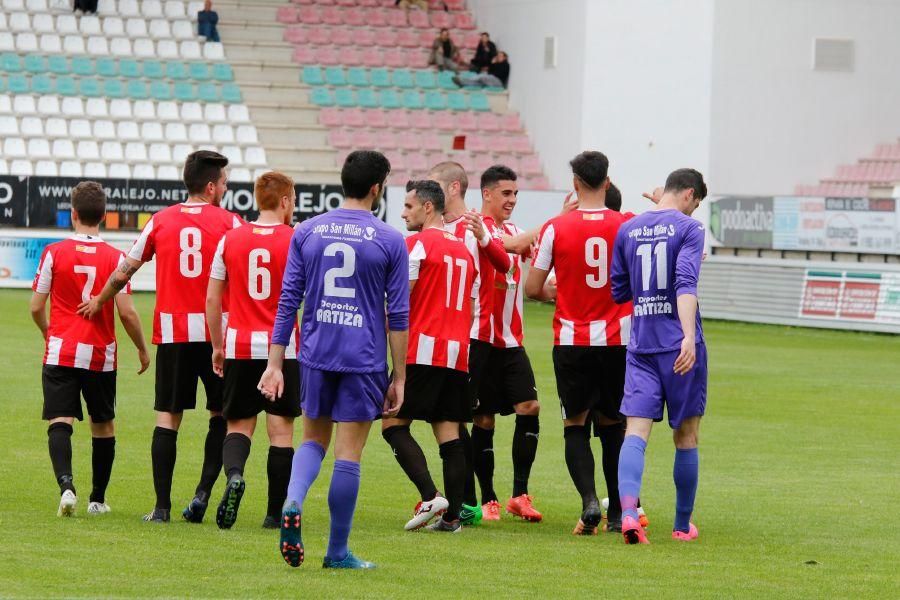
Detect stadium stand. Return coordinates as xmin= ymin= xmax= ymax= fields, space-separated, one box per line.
xmin=795 ymin=142 xmax=900 ymax=198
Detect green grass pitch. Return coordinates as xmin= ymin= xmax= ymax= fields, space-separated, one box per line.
xmin=0 ymin=288 xmax=897 ymax=598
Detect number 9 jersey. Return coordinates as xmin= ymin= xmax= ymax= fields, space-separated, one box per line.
xmin=128 ymin=201 xmax=242 ymax=344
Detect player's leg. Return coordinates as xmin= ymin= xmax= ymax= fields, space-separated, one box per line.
xmin=216 ymin=415 xmax=255 ymax=529
xmin=427 ymin=420 xmax=465 ymax=532
xmin=82 ymin=367 xmax=117 ymax=515
xmin=460 ymin=339 xmax=490 ymax=521
xmin=323 ymin=420 xmax=373 ymax=568
xmin=383 ymin=416 xmax=445 ymax=530
xmin=505 ymin=349 xmax=542 ymax=522
xmin=42 ymin=365 xmax=81 ymax=515
xmin=595 ymin=346 xmax=628 ymax=532
xmin=471 ymin=412 xmax=498 ymax=516
xmin=263 ymin=359 xmax=301 ymax=529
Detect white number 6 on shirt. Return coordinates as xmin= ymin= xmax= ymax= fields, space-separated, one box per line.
xmin=248 ymin=248 xmax=272 ymax=300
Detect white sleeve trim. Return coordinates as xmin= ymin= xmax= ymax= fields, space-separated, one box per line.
xmin=533 ymin=223 xmax=555 ymax=271
xmin=209 ymin=237 xmax=227 ymax=281
xmin=408 ymin=240 xmax=426 ymax=281
xmin=232 ymin=214 xmax=242 ymax=229
xmin=127 ymin=216 xmax=154 ymax=262
xmin=34 ymin=250 xmax=53 ymax=293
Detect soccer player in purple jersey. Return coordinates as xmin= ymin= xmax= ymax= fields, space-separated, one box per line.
xmin=610 ymin=168 xmax=708 ymax=544
xmin=258 ymin=151 xmax=409 ymax=569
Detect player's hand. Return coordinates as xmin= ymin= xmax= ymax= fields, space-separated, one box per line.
xmin=673 ymin=337 xmax=696 ymax=375
xmin=560 ymin=191 xmax=579 ymax=214
xmin=642 ymin=187 xmax=664 ymax=204
xmin=464 ymin=210 xmax=486 ymax=241
xmin=543 ymin=275 xmax=557 ymax=302
xmin=211 ymin=347 xmax=225 ymax=378
xmin=137 ymin=348 xmax=150 ymax=375
xmin=76 ymin=297 xmax=103 ymax=320
xmin=383 ymin=377 xmax=404 ymax=417
xmin=258 ymin=367 xmax=284 ymax=401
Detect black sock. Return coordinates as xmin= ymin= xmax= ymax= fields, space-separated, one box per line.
xmin=512 ymin=414 xmax=539 ymax=497
xmin=266 ymin=446 xmax=294 ymax=519
xmin=564 ymin=424 xmax=597 ymax=510
xmin=151 ymin=426 xmax=178 ymax=510
xmin=471 ymin=425 xmax=496 ymax=504
xmin=48 ymin=422 xmax=75 ymax=495
xmin=222 ymin=432 xmax=251 ymax=480
xmin=458 ymin=424 xmax=477 ymax=506
xmin=90 ymin=436 xmax=116 ymax=504
xmin=439 ymin=438 xmax=466 ymax=522
xmin=597 ymin=422 xmax=625 ymax=516
xmin=195 ymin=416 xmax=226 ymax=499
xmin=382 ymin=425 xmax=438 ymax=501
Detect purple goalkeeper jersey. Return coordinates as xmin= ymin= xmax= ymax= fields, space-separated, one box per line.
xmin=272 ymin=208 xmax=409 ymax=373
xmin=611 ymin=208 xmax=705 ymax=354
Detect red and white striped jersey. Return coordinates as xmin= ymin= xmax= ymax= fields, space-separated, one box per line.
xmin=443 ymin=214 xmax=511 ymax=343
xmin=128 ymin=201 xmax=241 ymax=344
xmin=406 ymin=227 xmax=477 ymax=372
xmin=210 ymin=222 xmax=299 ymax=360
xmin=32 ymin=234 xmax=131 ymax=372
xmin=489 ymin=220 xmax=527 ymax=348
xmin=534 ymin=208 xmax=633 ymax=346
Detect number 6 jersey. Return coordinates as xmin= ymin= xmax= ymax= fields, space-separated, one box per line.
xmin=128 ymin=201 xmax=242 ymax=344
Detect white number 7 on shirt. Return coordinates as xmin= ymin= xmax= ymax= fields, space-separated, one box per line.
xmin=73 ymin=265 xmax=96 ymax=303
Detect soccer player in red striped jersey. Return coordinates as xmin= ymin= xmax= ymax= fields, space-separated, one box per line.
xmin=525 ymin=151 xmax=635 ymax=535
xmin=382 ymin=180 xmax=477 ymax=533
xmin=78 ymin=151 xmax=241 ymax=523
xmin=31 ymin=182 xmax=150 ymax=517
xmin=206 ymin=172 xmax=300 ymax=530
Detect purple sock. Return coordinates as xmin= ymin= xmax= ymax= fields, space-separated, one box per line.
xmin=326 ymin=459 xmax=361 ymax=562
xmin=286 ymin=441 xmax=326 ymax=513
xmin=673 ymin=448 xmax=699 ymax=533
xmin=618 ymin=435 xmax=647 ymax=522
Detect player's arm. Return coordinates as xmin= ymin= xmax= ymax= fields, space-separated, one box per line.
xmin=30 ymin=247 xmax=53 ymax=338
xmin=114 ymin=293 xmax=150 ymax=375
xmin=610 ymin=229 xmax=633 ymax=303
xmin=77 ymin=255 xmax=143 ymax=318
xmin=524 ymin=222 xmax=554 ymax=301
xmin=466 ymin=212 xmax=512 ymax=272
xmin=502 ymin=229 xmax=537 ymax=256
xmin=384 ymin=235 xmax=410 ymax=417
xmin=29 ymin=292 xmax=49 ymax=339
xmin=673 ymin=224 xmax=705 ymax=375
xmin=207 ymin=238 xmax=227 ymax=377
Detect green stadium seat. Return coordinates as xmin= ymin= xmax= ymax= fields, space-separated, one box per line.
xmin=24 ymin=55 xmax=47 ymax=74
xmin=414 ymin=70 xmax=436 ymax=89
xmin=127 ymin=80 xmax=149 ymax=100
xmin=302 ymin=65 xmax=324 ymax=86
xmin=447 ymin=91 xmax=468 ymax=111
xmin=104 ymin=78 xmax=126 ymax=99
xmin=56 ymin=76 xmax=78 ymax=96
xmin=392 ymin=69 xmax=414 ymax=89
xmin=424 ymin=90 xmax=447 ymax=110
xmin=166 ymin=61 xmax=188 ymax=80
xmin=221 ymin=83 xmax=242 ymax=103
xmin=31 ymin=74 xmax=53 ymax=94
xmin=142 ymin=60 xmax=164 ymax=79
xmin=309 ymin=87 xmax=334 ymax=106
xmin=151 ymin=80 xmax=173 ymax=101
xmin=334 ymin=88 xmax=356 ymax=107
xmin=370 ymin=68 xmax=391 ymax=87
xmin=77 ymin=77 xmax=100 ymax=98
xmin=347 ymin=67 xmax=368 ymax=87
xmin=174 ymin=82 xmax=197 ymax=102
xmin=190 ymin=62 xmax=211 ymax=81
xmin=198 ymin=83 xmax=219 ymax=102
xmin=95 ymin=57 xmax=117 ymax=78
xmin=0 ymin=75 xmax=4 ymax=93
xmin=357 ymin=88 xmax=378 ymax=108
xmin=119 ymin=59 xmax=141 ymax=78
xmin=324 ymin=66 xmax=346 ymax=86
xmin=0 ymin=54 xmax=23 ymax=73
xmin=402 ymin=90 xmax=423 ymax=110
xmin=49 ymin=56 xmax=71 ymax=75
xmin=469 ymin=92 xmax=490 ymax=111
xmin=7 ymin=74 xmax=28 ymax=94
xmin=212 ymin=63 xmax=233 ymax=82
xmin=485 ymin=86 xmax=505 ymax=94
xmin=379 ymin=88 xmax=401 ymax=109
xmin=437 ymin=70 xmax=456 ymax=90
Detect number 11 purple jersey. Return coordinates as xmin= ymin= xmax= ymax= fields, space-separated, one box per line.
xmin=272 ymin=208 xmax=409 ymax=373
xmin=610 ymin=209 xmax=706 ymax=354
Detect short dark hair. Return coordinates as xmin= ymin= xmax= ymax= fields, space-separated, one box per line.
xmin=440 ymin=28 xmax=449 ymax=34
xmin=606 ymin=182 xmax=622 ymax=212
xmin=341 ymin=150 xmax=391 ymax=199
xmin=183 ymin=150 xmax=228 ymax=195
xmin=569 ymin=151 xmax=609 ymax=189
xmin=664 ymin=168 xmax=708 ymax=200
xmin=71 ymin=181 xmax=106 ymax=226
xmin=480 ymin=164 xmax=517 ymax=190
xmin=480 ymin=32 xmax=490 ymax=37
xmin=406 ymin=179 xmax=445 ymax=214
xmin=428 ymin=161 xmax=468 ymax=197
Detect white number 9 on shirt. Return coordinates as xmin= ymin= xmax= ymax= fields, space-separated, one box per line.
xmin=248 ymin=248 xmax=272 ymax=300
xmin=179 ymin=227 xmax=203 ymax=278
xmin=585 ymin=236 xmax=608 ymax=288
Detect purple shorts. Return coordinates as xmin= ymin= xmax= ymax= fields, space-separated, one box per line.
xmin=300 ymin=366 xmax=389 ymax=422
xmin=621 ymin=344 xmax=707 ymax=429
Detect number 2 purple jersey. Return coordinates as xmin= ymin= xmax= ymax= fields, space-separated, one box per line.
xmin=272 ymin=208 xmax=409 ymax=373
xmin=610 ymin=208 xmax=705 ymax=354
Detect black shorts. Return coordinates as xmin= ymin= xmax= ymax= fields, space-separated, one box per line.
xmin=474 ymin=346 xmax=538 ymax=416
xmin=397 ymin=364 xmax=471 ymax=423
xmin=42 ymin=365 xmax=116 ymax=423
xmin=553 ymin=345 xmax=626 ymax=422
xmin=223 ymin=359 xmax=301 ymax=420
xmin=467 ymin=339 xmax=492 ymax=409
xmin=154 ymin=342 xmax=223 ymax=413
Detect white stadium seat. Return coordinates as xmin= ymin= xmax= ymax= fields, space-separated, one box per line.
xmin=156 ymin=102 xmax=179 ymax=122
xmin=111 ymin=38 xmax=134 ymax=57
xmin=57 ymin=16 xmax=79 ymax=35
xmin=0 ymin=159 xmax=7 ymax=175
xmin=64 ymin=35 xmax=86 ymax=54
xmin=142 ymin=0 xmax=163 ymax=18
xmin=204 ymin=42 xmax=224 ymax=61
xmin=187 ymin=2 xmax=204 ymax=18
xmin=180 ymin=102 xmax=203 ymax=122
xmin=97 ymin=0 xmax=116 ymax=15
xmin=149 ymin=19 xmax=172 ymax=39
xmin=141 ymin=122 xmax=164 ymax=141
xmin=52 ymin=140 xmax=76 ymax=160
xmin=84 ymin=163 xmax=107 ymax=178
xmin=25 ymin=0 xmax=46 ymax=10
xmin=0 ymin=14 xmax=6 ymax=31
xmin=103 ymin=17 xmax=125 ymax=37
xmin=203 ymin=104 xmax=227 ymax=123
xmin=86 ymin=98 xmax=109 ymax=118
xmin=125 ymin=142 xmax=148 ymax=161
xmin=80 ymin=16 xmax=102 ymax=36
xmin=3 ymin=138 xmax=27 ymax=158
xmin=109 ymin=99 xmax=132 ymax=119
xmin=70 ymin=119 xmax=93 ymax=139
xmin=230 ymin=168 xmax=252 ymax=182
xmin=180 ymin=40 xmax=201 ymax=60
xmin=20 ymin=117 xmax=44 ymax=137
xmin=157 ymin=165 xmax=179 ymax=180
xmin=165 ymin=1 xmax=186 ymax=19
xmin=213 ymin=125 xmax=235 ymax=144
xmin=126 ymin=18 xmax=148 ymax=38
xmin=60 ymin=162 xmax=83 ymax=177
xmin=252 ymin=168 xmax=270 ymax=180
xmin=221 ymin=146 xmax=242 ymax=166
xmin=227 ymin=105 xmax=250 ymax=123
xmin=94 ymin=120 xmax=117 ymax=140
xmin=134 ymin=38 xmax=156 ymax=58
xmin=13 ymin=95 xmax=36 ymax=115
xmin=134 ymin=100 xmax=157 ymax=120
xmin=118 ymin=121 xmax=141 ymax=141
xmin=172 ymin=144 xmax=192 ymax=163
xmin=0 ymin=116 xmax=17 ymax=136
xmin=33 ymin=14 xmax=55 ymax=34
xmin=0 ymin=33 xmax=13 ymax=52
xmin=188 ymin=123 xmax=211 ymax=143
xmin=9 ymin=13 xmax=31 ymax=33
xmin=35 ymin=161 xmax=58 ymax=176
xmin=236 ymin=125 xmax=259 ymax=145
xmin=27 ymin=139 xmax=51 ymax=159
xmin=40 ymin=34 xmax=62 ymax=54
xmin=172 ymin=20 xmax=193 ymax=40
xmin=4 ymin=0 xmax=24 ymax=10
xmin=37 ymin=96 xmax=60 ymax=116
xmin=45 ymin=118 xmax=68 ymax=138
xmin=16 ymin=33 xmax=38 ymax=52
xmin=118 ymin=0 xmax=140 ymax=18
xmin=165 ymin=122 xmax=188 ymax=142
xmin=61 ymin=97 xmax=85 ymax=117
xmin=101 ymin=141 xmax=124 ymax=161
xmin=157 ymin=39 xmax=178 ymax=59
xmin=149 ymin=143 xmax=172 ymax=163
xmin=0 ymin=95 xmax=11 ymax=114
xmin=10 ymin=160 xmax=33 ymax=176
xmin=133 ymin=164 xmax=156 ymax=179
xmin=78 ymin=141 xmax=100 ymax=161
xmin=245 ymin=147 xmax=267 ymax=167
xmin=109 ymin=163 xmax=132 ymax=178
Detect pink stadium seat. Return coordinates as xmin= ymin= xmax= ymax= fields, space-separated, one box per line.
xmin=336 ymin=0 xmax=356 ymax=6
xmin=456 ymin=112 xmax=477 ymax=131
xmin=432 ymin=111 xmax=455 ymax=131
xmin=352 ymin=130 xmax=376 ymax=148
xmin=461 ymin=31 xmax=481 ymax=49
xmin=473 ymin=153 xmax=494 ymax=172
xmin=316 ymin=46 xmax=340 ymax=65
xmin=445 ymin=0 xmax=466 ymax=9
xmin=421 ymin=132 xmax=442 ymax=152
xmin=389 ymin=170 xmax=411 ymax=186
xmin=398 ymin=131 xmax=419 ymax=150
xmin=298 ymin=6 xmax=322 ymax=24
xmin=499 ymin=113 xmax=521 ymax=132
xmin=379 ymin=0 xmax=399 ymax=7
xmin=364 ymin=8 xmax=388 ymax=27
xmin=455 ymin=12 xmax=476 ymax=29
xmin=528 ymin=176 xmax=551 ymax=191
xmin=358 ymin=0 xmax=379 ymax=6
xmin=329 ymin=129 xmax=353 ymax=149
xmin=418 ymin=30 xmax=435 ymax=47
xmin=293 ymin=45 xmax=317 ymax=64
xmin=387 ymin=110 xmax=410 ymax=129
xmin=376 ymin=28 xmax=398 ymax=47
xmin=342 ymin=108 xmax=366 ymax=128
xmin=430 ymin=11 xmax=453 ymax=29
xmin=396 ymin=30 xmax=420 ymax=48
xmin=467 ymin=135 xmax=488 ymax=153
xmin=387 ymin=152 xmax=406 ymax=171
xmin=360 ymin=48 xmax=384 ymax=67
xmin=405 ymin=50 xmax=430 ymax=68
xmin=354 ymin=28 xmax=376 ymax=46
xmin=320 ymin=107 xmax=342 ymax=127
xmin=385 ymin=9 xmax=408 ymax=28
xmin=520 ymin=155 xmax=541 ymax=175
xmin=383 ymin=48 xmax=405 ymax=68
xmin=510 ymin=135 xmax=532 ymax=153
xmin=407 ymin=152 xmax=428 ymax=173
xmin=476 ymin=112 xmax=501 ymax=132
xmin=363 ymin=108 xmax=387 ymax=128
xmin=321 ymin=7 xmax=343 ymax=25
xmin=493 ymin=136 xmax=512 ymax=153
xmin=408 ymin=110 xmax=431 ymax=129
xmin=277 ymin=6 xmax=299 ymax=23
xmin=308 ymin=27 xmax=330 ymax=45
xmin=317 ymin=0 xmax=336 ymax=4
xmin=283 ymin=25 xmax=306 ymax=43
xmin=375 ymin=130 xmax=399 ymax=150
xmin=408 ymin=9 xmax=430 ymax=28
xmin=343 ymin=8 xmax=367 ymax=27
xmin=332 ymin=26 xmax=354 ymax=46
xmin=342 ymin=46 xmax=363 ymax=65
xmin=292 ymin=0 xmax=315 ymax=4
xmin=454 ymin=152 xmax=475 ymax=172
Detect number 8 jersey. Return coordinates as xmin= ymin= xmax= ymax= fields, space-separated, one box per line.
xmin=128 ymin=201 xmax=242 ymax=344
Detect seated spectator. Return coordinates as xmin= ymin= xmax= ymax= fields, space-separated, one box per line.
xmin=397 ymin=0 xmax=429 ymax=9
xmin=454 ymin=51 xmax=510 ymax=88
xmin=74 ymin=0 xmax=98 ymax=14
xmin=198 ymin=0 xmax=221 ymax=43
xmin=429 ymin=29 xmax=464 ymax=72
xmin=470 ymin=33 xmax=498 ymax=72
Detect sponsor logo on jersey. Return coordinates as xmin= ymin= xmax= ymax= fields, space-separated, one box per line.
xmin=180 ymin=206 xmax=202 ymax=214
xmin=363 ymin=226 xmax=376 ymax=240
xmin=582 ymin=213 xmax=605 ymax=221
xmin=75 ymin=245 xmax=97 ymax=254
xmin=252 ymin=227 xmax=275 ymax=235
